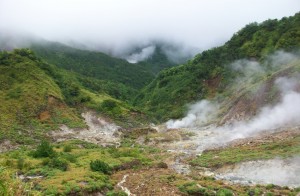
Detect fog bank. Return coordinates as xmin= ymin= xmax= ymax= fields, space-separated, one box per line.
xmin=0 ymin=0 xmax=299 ymax=53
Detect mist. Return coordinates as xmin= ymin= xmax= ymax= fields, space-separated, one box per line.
xmin=217 ymin=156 xmax=300 ymax=187
xmin=167 ymin=100 xmax=218 ymax=129
xmin=166 ymin=51 xmax=300 ymax=144
xmin=126 ymin=45 xmax=156 ymax=63
xmin=0 ymin=0 xmax=299 ymax=56
xmin=221 ymin=83 xmax=300 ymax=140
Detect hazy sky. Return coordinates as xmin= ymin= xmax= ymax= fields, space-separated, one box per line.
xmin=0 ymin=0 xmax=299 ymax=51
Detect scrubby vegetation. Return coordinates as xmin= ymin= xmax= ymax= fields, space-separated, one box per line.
xmin=191 ymin=135 xmax=300 ymax=168
xmin=0 ymin=49 xmax=85 ymax=144
xmin=90 ymin=159 xmax=112 ymax=174
xmin=0 ymin=140 xmax=167 ymax=195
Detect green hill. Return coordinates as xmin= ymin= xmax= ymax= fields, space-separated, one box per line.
xmin=0 ymin=49 xmax=149 ymax=144
xmin=0 ymin=49 xmax=85 ymax=144
xmin=134 ymin=12 xmax=300 ymax=121
xmin=30 ymin=41 xmax=154 ymax=90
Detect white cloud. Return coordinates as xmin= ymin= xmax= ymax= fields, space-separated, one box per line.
xmin=0 ymin=0 xmax=299 ymax=51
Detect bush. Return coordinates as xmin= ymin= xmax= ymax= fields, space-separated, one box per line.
xmin=216 ymin=188 xmax=233 ymax=196
xmin=60 ymin=153 xmax=77 ymax=163
xmin=17 ymin=158 xmax=25 ymax=170
xmin=32 ymin=140 xmax=55 ymax=158
xmin=178 ymin=182 xmax=209 ymax=195
xmin=90 ymin=160 xmax=111 ymax=174
xmin=6 ymin=87 xmax=22 ymax=99
xmin=63 ymin=145 xmax=72 ymax=152
xmin=266 ymin=184 xmax=275 ymax=189
xmin=100 ymin=99 xmax=117 ymax=111
xmin=47 ymin=157 xmax=69 ymax=171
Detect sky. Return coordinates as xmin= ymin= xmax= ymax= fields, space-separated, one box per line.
xmin=0 ymin=0 xmax=299 ymax=53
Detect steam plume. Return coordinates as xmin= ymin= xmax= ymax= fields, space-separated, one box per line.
xmin=166 ymin=51 xmax=300 ymax=143
xmin=126 ymin=45 xmax=156 ymax=63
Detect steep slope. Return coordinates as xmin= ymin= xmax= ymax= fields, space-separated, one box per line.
xmin=134 ymin=12 xmax=300 ymax=121
xmin=0 ymin=49 xmax=149 ymax=145
xmin=0 ymin=49 xmax=84 ymax=144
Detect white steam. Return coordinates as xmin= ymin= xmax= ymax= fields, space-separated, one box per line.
xmin=267 ymin=50 xmax=299 ymax=68
xmin=126 ymin=45 xmax=156 ymax=63
xmin=217 ymin=156 xmax=300 ymax=187
xmin=221 ymin=83 xmax=300 ymax=140
xmin=166 ymin=52 xmax=300 ymax=143
xmin=166 ymin=100 xmax=218 ymax=129
xmin=160 ymin=44 xmax=199 ymax=64
xmin=231 ymin=59 xmax=265 ymax=77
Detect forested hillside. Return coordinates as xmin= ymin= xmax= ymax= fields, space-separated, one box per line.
xmin=30 ymin=42 xmax=154 ymax=90
xmin=0 ymin=49 xmax=150 ymax=144
xmin=134 ymin=12 xmax=300 ymax=121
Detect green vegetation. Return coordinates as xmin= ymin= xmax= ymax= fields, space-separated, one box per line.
xmin=178 ymin=181 xmax=215 ymax=195
xmin=191 ymin=135 xmax=300 ymax=168
xmin=134 ymin=12 xmax=300 ymax=121
xmin=63 ymin=144 xmax=72 ymax=152
xmin=216 ymin=188 xmax=233 ymax=196
xmin=137 ymin=44 xmax=178 ymax=74
xmin=32 ymin=140 xmax=56 ymax=158
xmin=0 ymin=140 xmax=292 ymax=195
xmin=0 ymin=49 xmax=151 ymax=144
xmin=106 ymin=190 xmax=128 ymax=196
xmin=90 ymin=159 xmax=112 ymax=174
xmin=172 ymin=175 xmax=299 ymax=196
xmin=0 ymin=49 xmax=85 ymax=144
xmin=0 ymin=140 xmax=166 ymax=195
xmin=0 ymin=12 xmax=300 ymax=196
xmin=31 ymin=41 xmax=154 ymax=90
xmin=0 ymin=166 xmax=40 ymax=195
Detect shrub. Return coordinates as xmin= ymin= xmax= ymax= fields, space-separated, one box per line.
xmin=90 ymin=160 xmax=111 ymax=174
xmin=60 ymin=153 xmax=77 ymax=163
xmin=216 ymin=188 xmax=233 ymax=196
xmin=156 ymin=162 xmax=168 ymax=169
xmin=48 ymin=158 xmax=69 ymax=171
xmin=266 ymin=184 xmax=275 ymax=189
xmin=101 ymin=99 xmax=117 ymax=110
xmin=32 ymin=140 xmax=55 ymax=158
xmin=17 ymin=158 xmax=25 ymax=170
xmin=178 ymin=182 xmax=209 ymax=195
xmin=6 ymin=87 xmax=22 ymax=99
xmin=63 ymin=145 xmax=72 ymax=152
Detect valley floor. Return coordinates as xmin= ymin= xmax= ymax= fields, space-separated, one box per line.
xmin=0 ymin=112 xmax=299 ymax=196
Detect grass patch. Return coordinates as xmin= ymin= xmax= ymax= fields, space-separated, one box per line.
xmin=0 ymin=139 xmax=166 ymax=195
xmin=191 ymin=135 xmax=300 ymax=168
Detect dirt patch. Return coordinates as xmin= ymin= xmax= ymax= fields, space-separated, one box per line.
xmin=49 ymin=111 xmax=121 ymax=146
xmin=204 ymin=75 xmax=222 ymax=98
xmin=112 ymin=169 xmax=184 ymax=196
xmin=39 ymin=111 xmax=51 ymax=121
xmin=0 ymin=139 xmax=19 ymax=153
xmin=223 ymin=127 xmax=300 ymax=149
xmin=122 ymin=127 xmax=157 ymax=139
